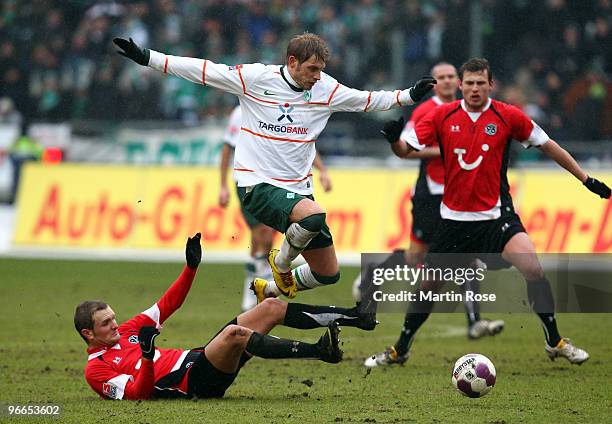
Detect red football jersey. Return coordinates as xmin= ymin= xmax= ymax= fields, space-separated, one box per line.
xmin=406 ymin=99 xmax=549 ymax=220
xmin=84 ymin=266 xmax=198 ymax=400
xmin=400 ymin=96 xmax=445 ymax=194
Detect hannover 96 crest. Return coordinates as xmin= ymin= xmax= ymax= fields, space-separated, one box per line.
xmin=485 ymin=123 xmax=497 ymax=135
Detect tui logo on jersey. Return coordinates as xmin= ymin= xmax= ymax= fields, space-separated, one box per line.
xmin=128 ymin=335 xmax=139 ymax=344
xmin=228 ymin=64 xmax=243 ymax=71
xmin=453 ymin=144 xmax=490 ymax=171
xmin=277 ymin=105 xmax=294 ymax=123
xmin=485 ymin=123 xmax=497 ymax=136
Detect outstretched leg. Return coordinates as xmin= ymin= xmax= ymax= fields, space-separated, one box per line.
xmin=503 ymin=232 xmax=588 ymax=364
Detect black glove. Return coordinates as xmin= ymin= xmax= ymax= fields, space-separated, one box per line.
xmin=409 ymin=77 xmax=437 ymax=102
xmin=186 ymin=232 xmax=202 ymax=269
xmin=138 ymin=326 xmax=160 ymax=360
xmin=113 ymin=37 xmax=150 ymax=66
xmin=584 ymin=176 xmax=611 ymax=199
xmin=380 ymin=117 xmax=405 ymax=144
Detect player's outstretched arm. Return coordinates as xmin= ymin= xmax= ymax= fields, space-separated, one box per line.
xmin=114 ymin=37 xmax=256 ymax=96
xmin=113 ymin=38 xmax=150 ymax=65
xmin=539 ymin=139 xmax=611 ymax=198
xmin=330 ymin=78 xmax=436 ymax=113
xmin=114 ymin=37 xmax=206 ymax=85
xmin=153 ymin=233 xmax=202 ymax=324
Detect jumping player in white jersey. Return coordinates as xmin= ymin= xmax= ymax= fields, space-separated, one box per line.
xmin=114 ymin=33 xmax=435 ymax=302
xmin=219 ymin=105 xmax=333 ymax=311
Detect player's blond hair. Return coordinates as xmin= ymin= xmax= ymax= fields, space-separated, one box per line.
xmin=286 ymin=33 xmax=330 ymax=64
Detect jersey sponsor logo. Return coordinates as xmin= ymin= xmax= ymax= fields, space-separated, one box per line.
xmin=485 ymin=123 xmax=497 ymax=135
xmin=453 ymin=144 xmax=490 ymax=170
xmin=128 ymin=335 xmax=139 ymax=344
xmin=228 ymin=64 xmax=243 ymax=71
xmin=102 ymin=382 xmax=118 ymax=398
xmin=258 ymin=121 xmax=308 ymax=135
xmin=451 ymin=125 xmax=461 ymax=132
xmin=277 ymin=105 xmax=294 ymax=123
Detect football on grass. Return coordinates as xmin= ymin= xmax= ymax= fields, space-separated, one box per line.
xmin=451 ymin=353 xmax=496 ymax=398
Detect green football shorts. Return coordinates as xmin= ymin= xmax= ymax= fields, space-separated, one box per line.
xmin=237 ymin=183 xmax=333 ymax=250
xmin=235 ymin=184 xmax=261 ymax=229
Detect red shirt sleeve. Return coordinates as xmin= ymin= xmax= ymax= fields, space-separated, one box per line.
xmin=412 ymin=106 xmax=440 ymax=148
xmin=119 ymin=266 xmax=197 ymax=333
xmin=507 ymin=104 xmax=534 ymax=142
xmin=86 ymin=359 xmax=155 ymax=400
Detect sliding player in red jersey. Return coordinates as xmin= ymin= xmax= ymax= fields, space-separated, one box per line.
xmin=76 ymin=233 xmax=376 ymax=400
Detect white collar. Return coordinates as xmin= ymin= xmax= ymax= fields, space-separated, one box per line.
xmin=282 ymin=65 xmax=302 ymax=90
xmin=461 ymin=98 xmax=492 ymax=113
xmin=432 ymin=95 xmax=443 ymax=105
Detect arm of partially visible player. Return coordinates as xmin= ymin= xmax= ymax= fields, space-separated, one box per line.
xmin=330 ymin=77 xmax=436 ymax=113
xmin=312 ymin=151 xmax=332 ymax=192
xmin=382 ymin=108 xmax=438 ymax=158
xmin=86 ymin=359 xmax=155 ymax=400
xmin=399 ymin=146 xmax=440 ymax=159
xmin=219 ymin=144 xmax=233 ymax=207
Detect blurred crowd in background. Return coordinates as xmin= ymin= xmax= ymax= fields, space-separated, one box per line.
xmin=0 ymin=0 xmax=611 ymax=141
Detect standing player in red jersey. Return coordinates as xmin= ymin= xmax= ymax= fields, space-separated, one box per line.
xmin=362 ymin=63 xmax=503 ymax=368
xmin=374 ymin=58 xmax=610 ymax=366
xmin=76 ymin=233 xmax=377 ymax=400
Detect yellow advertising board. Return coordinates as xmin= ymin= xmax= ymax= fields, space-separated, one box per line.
xmin=14 ymin=163 xmax=612 ymax=253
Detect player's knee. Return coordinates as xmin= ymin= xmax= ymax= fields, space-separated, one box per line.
xmin=221 ymin=325 xmax=251 ymax=346
xmin=259 ymin=298 xmax=286 ymax=319
xmin=298 ymin=213 xmax=326 ymax=233
xmin=312 ymin=270 xmax=340 ymax=285
xmin=286 ymin=214 xmax=327 ymax=250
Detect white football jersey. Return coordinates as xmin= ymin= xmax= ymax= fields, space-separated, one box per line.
xmin=149 ymin=50 xmax=415 ymax=194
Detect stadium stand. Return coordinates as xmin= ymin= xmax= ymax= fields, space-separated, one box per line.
xmin=0 ymin=0 xmax=610 ymax=142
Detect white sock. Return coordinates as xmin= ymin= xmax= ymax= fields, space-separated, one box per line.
xmin=264 ymin=280 xmax=282 ymax=297
xmin=275 ymin=223 xmax=319 ymax=272
xmin=293 ymin=264 xmax=324 ymax=291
